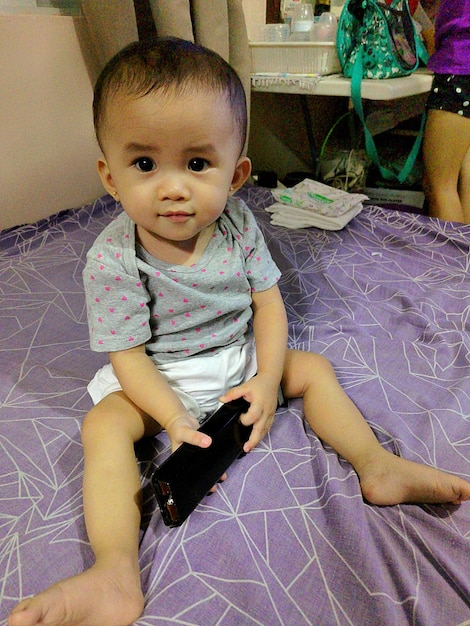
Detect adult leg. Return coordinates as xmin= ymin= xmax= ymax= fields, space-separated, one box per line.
xmin=8 ymin=392 xmax=160 ymax=626
xmin=423 ymin=109 xmax=470 ymax=223
xmin=281 ymin=350 xmax=470 ymax=505
xmin=459 ymin=145 xmax=470 ymax=223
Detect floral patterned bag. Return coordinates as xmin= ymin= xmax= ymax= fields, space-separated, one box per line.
xmin=337 ymin=0 xmax=424 ymax=80
xmin=336 ymin=0 xmax=428 ymax=183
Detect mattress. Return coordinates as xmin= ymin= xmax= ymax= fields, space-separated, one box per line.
xmin=1 ymin=186 xmax=469 ymax=625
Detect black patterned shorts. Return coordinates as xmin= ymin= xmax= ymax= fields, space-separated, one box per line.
xmin=426 ymin=73 xmax=470 ymax=118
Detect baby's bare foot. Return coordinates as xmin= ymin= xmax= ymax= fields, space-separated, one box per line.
xmin=8 ymin=556 xmax=144 ymax=626
xmin=357 ymin=449 xmax=470 ymax=506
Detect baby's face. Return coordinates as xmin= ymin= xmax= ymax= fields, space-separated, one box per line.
xmin=97 ymin=88 xmax=250 ymax=259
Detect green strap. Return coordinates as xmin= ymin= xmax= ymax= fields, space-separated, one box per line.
xmin=416 ymin=36 xmax=429 ymax=66
xmin=350 ymin=47 xmax=426 ymax=185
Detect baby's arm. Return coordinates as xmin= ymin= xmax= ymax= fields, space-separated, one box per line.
xmin=220 ymin=284 xmax=288 ymax=452
xmin=109 ymin=345 xmax=211 ymax=451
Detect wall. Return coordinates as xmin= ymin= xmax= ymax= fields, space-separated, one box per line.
xmin=0 ymin=14 xmax=103 ymax=230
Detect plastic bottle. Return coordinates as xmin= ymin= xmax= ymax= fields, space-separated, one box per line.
xmin=290 ymin=2 xmax=315 ymax=41
xmin=310 ymin=12 xmax=337 ymax=41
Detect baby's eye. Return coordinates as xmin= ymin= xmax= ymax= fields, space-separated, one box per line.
xmin=134 ymin=157 xmax=156 ymax=172
xmin=188 ymin=158 xmax=209 ymax=172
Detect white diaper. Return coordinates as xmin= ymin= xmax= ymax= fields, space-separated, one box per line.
xmin=87 ymin=340 xmax=257 ymax=422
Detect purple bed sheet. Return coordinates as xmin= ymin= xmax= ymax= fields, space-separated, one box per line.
xmin=1 ymin=186 xmax=470 ymax=625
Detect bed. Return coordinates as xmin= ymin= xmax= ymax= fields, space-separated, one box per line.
xmin=1 ymin=184 xmax=470 ymax=625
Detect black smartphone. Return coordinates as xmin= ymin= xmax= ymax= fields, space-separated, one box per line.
xmin=152 ymin=398 xmax=251 ymax=527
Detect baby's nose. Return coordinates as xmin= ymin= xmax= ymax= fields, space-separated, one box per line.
xmin=157 ymin=173 xmax=190 ymax=201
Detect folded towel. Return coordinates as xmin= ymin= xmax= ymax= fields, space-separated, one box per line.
xmin=251 ymin=73 xmax=323 ymax=93
xmin=266 ymin=179 xmax=368 ymax=230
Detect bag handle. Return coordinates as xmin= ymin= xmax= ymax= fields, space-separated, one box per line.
xmin=350 ymin=47 xmax=426 ymax=184
xmin=416 ymin=32 xmax=430 ymax=66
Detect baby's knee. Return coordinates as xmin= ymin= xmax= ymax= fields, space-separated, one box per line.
xmin=81 ymin=393 xmax=154 ymax=445
xmin=81 ymin=403 xmax=111 ymax=444
xmin=81 ymin=397 xmax=130 ymax=444
xmin=283 ymin=349 xmax=335 ymax=398
xmin=305 ymin=351 xmax=334 ymax=374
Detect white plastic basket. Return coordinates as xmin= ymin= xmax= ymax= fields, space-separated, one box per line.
xmin=250 ymin=42 xmax=341 ymax=76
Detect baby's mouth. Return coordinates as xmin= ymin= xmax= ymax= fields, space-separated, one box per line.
xmin=160 ymin=211 xmax=193 ymax=223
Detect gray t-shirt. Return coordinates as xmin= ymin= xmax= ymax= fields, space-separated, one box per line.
xmin=84 ymin=196 xmax=281 ymax=365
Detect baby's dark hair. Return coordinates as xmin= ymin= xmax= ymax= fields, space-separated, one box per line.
xmin=93 ymin=37 xmax=247 ymax=154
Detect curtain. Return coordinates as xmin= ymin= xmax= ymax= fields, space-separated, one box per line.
xmin=80 ymin=0 xmax=139 ymax=70
xmin=80 ymin=0 xmax=251 ymax=144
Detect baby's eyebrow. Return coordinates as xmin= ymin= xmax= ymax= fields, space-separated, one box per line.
xmin=122 ymin=142 xmax=218 ymax=156
xmin=183 ymin=144 xmax=218 ymax=156
xmin=124 ymin=142 xmax=159 ymax=153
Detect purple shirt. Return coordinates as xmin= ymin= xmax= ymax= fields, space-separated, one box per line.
xmin=427 ymin=0 xmax=470 ymax=74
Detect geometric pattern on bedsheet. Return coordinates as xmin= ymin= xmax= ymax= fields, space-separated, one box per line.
xmin=1 ymin=188 xmax=469 ymax=625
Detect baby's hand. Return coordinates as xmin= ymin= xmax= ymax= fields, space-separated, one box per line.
xmin=164 ymin=413 xmax=226 ymax=492
xmin=219 ymin=374 xmax=279 ymax=453
xmin=164 ymin=412 xmax=211 ymax=452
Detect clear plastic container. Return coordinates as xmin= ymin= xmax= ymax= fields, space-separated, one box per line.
xmin=259 ymin=23 xmax=290 ymax=42
xmin=250 ymin=41 xmax=341 ymax=75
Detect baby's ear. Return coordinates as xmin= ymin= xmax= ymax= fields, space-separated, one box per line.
xmin=231 ymin=156 xmax=252 ymax=193
xmin=97 ymin=157 xmax=118 ymax=199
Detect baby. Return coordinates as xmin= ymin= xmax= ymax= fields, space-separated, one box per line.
xmin=9 ymin=37 xmax=470 ymax=626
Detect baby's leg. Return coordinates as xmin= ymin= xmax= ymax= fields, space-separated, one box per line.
xmin=282 ymin=350 xmax=470 ymax=506
xmin=8 ymin=392 xmax=160 ymax=626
